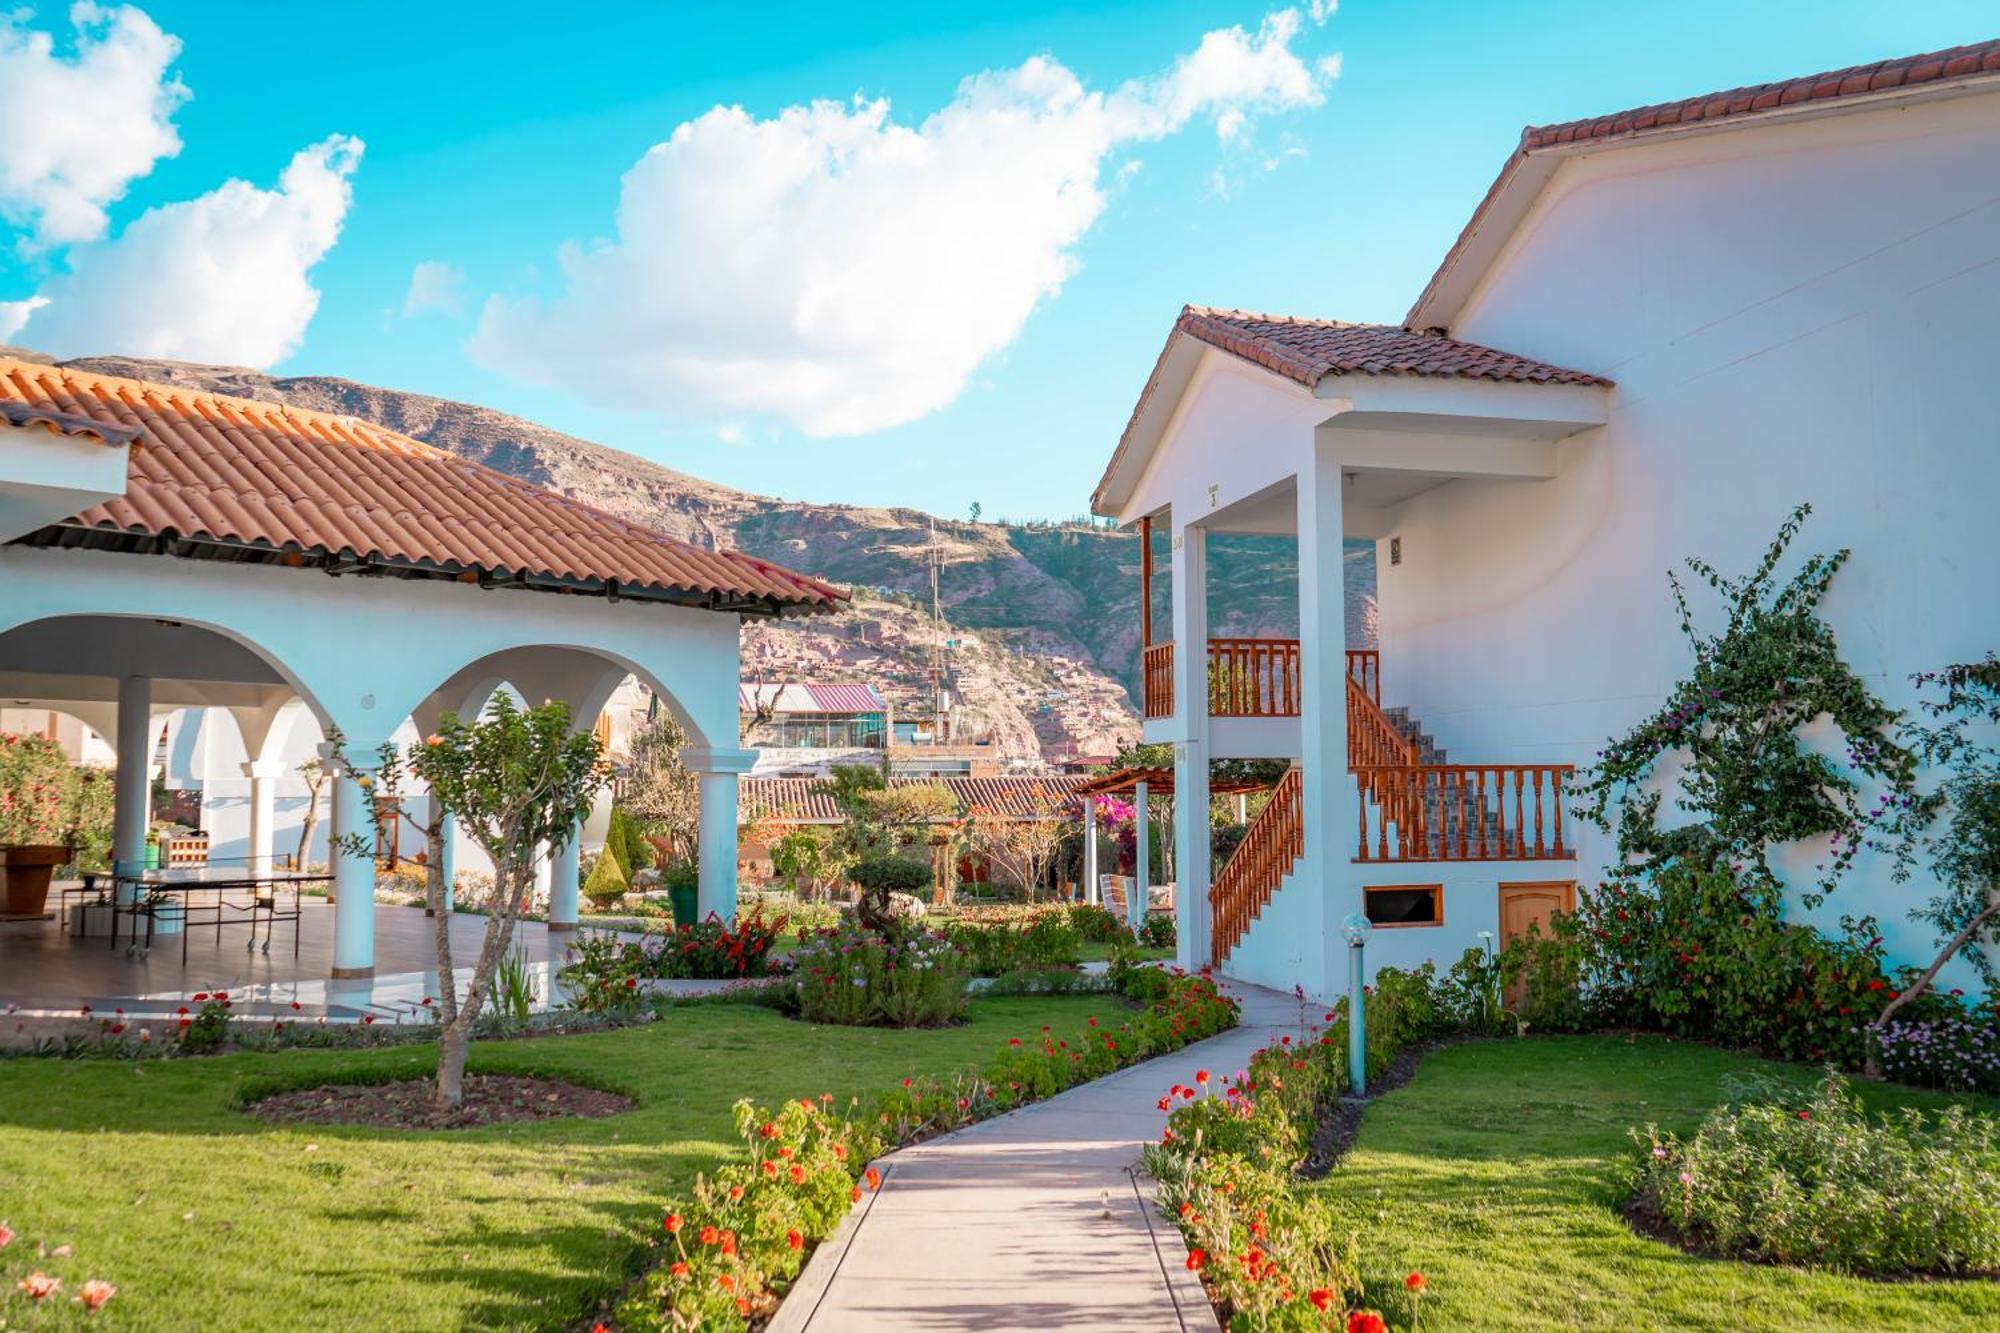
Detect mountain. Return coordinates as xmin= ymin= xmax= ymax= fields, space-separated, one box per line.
xmin=17 ymin=349 xmax=1373 ymax=763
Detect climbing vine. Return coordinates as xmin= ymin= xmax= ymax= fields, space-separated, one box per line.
xmin=1572 ymin=503 xmax=1920 ymax=909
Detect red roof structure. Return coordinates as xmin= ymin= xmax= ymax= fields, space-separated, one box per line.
xmin=741 ymin=775 xmax=1092 ymax=824
xmin=1173 ymin=307 xmax=1606 ymax=389
xmin=0 ymin=357 xmax=844 ymax=616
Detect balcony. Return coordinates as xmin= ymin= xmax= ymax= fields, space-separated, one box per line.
xmin=1139 ymin=639 xmax=1377 ymax=721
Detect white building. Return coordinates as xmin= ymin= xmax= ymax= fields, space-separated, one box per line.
xmin=0 ymin=356 xmax=840 ymax=978
xmin=1092 ymin=39 xmax=2000 ymax=999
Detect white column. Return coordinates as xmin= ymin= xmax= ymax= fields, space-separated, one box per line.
xmin=112 ymin=675 xmax=152 ymax=900
xmin=1082 ymin=795 xmax=1100 ymax=906
xmin=328 ymin=752 xmax=376 ymax=979
xmin=1170 ymin=521 xmax=1212 ymax=972
xmin=1132 ymin=779 xmax=1151 ymax=935
xmin=547 ymin=819 xmax=581 ymax=932
xmin=242 ymin=760 xmax=283 ymax=872
xmin=1299 ymin=440 xmax=1355 ymax=1001
xmin=684 ymin=747 xmax=757 ymax=925
xmin=437 ymin=817 xmax=457 ymax=914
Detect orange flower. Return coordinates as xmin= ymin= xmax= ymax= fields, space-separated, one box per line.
xmin=787 ymin=1229 xmax=805 ymax=1251
xmin=717 ymin=1273 xmax=736 ymax=1292
xmin=850 ymin=1187 xmax=863 ymax=1203
xmin=698 ymin=1225 xmax=720 ymax=1246
xmin=669 ymin=1261 xmax=690 ymax=1278
xmin=1308 ymin=1289 xmax=1335 ymax=1311
xmin=864 ymin=1167 xmax=882 ymax=1192
xmin=727 ymin=1185 xmax=744 ymax=1202
xmin=762 ymin=1160 xmax=779 ymax=1177
xmin=1347 ymin=1313 xmax=1387 ymax=1333
xmin=789 ymin=1164 xmax=807 ymax=1184
xmin=17 ymin=1272 xmax=60 ymax=1301
xmin=663 ymin=1213 xmax=682 ymax=1233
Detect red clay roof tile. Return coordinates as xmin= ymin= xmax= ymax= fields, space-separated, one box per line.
xmin=1176 ymin=307 xmax=1608 ymax=388
xmin=0 ymin=356 xmax=843 ymax=614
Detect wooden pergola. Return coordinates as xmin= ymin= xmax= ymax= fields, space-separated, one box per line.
xmin=1072 ymin=767 xmax=1269 ymax=932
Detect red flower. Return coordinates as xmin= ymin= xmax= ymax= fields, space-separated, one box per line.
xmin=787 ymin=1228 xmax=804 ymax=1251
xmin=727 ymin=1185 xmax=744 ymax=1201
xmin=663 ymin=1213 xmax=682 ymax=1233
xmin=789 ymin=1164 xmax=807 ymax=1184
xmin=1185 ymin=1249 xmax=1205 ymax=1271
xmin=851 ymin=1187 xmax=863 ymax=1203
xmin=669 ymin=1261 xmax=689 ymax=1277
xmin=591 ymin=1325 xmax=608 ymax=1333
xmin=362 ymin=1014 xmax=375 ymax=1025
xmin=192 ymin=993 xmax=208 ymax=1002
xmin=762 ymin=1160 xmax=779 ymax=1177
xmin=1308 ymin=1289 xmax=1335 ymax=1310
xmin=1347 ymin=1314 xmax=1388 ymax=1333
xmin=1797 ymin=1110 xmax=1811 ymax=1121
xmin=864 ymin=1167 xmax=882 ymax=1192
xmin=1405 ymin=1272 xmax=1427 ymax=1293
xmin=720 ymin=1231 xmax=737 ymax=1257
xmin=17 ymin=1272 xmax=60 ymax=1301
xmin=717 ymin=1273 xmax=736 ymax=1292
xmin=698 ymin=1225 xmax=720 ymax=1246
xmin=1195 ymin=1070 xmax=1210 ymax=1085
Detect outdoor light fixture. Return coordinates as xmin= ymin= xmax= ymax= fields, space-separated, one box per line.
xmin=1342 ymin=912 xmax=1372 ymax=1095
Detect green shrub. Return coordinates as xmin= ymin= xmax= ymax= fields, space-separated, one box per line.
xmin=1632 ymin=1071 xmax=2000 ymax=1276
xmin=849 ymin=854 xmax=931 ymax=931
xmin=581 ymin=846 xmax=629 ymax=908
xmin=790 ymin=925 xmax=966 ymax=1028
xmin=1138 ymin=911 xmax=1176 ymax=950
xmin=1065 ymin=901 xmax=1129 ymax=944
xmin=946 ymin=912 xmax=1084 ymax=976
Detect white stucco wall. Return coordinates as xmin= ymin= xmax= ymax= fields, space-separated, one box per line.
xmin=1377 ymin=91 xmax=2000 ymax=981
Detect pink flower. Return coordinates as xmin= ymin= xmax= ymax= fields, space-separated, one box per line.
xmin=0 ymin=1223 xmax=14 ymax=1248
xmin=17 ymin=1272 xmax=60 ymax=1300
xmin=76 ymin=1278 xmax=117 ymax=1312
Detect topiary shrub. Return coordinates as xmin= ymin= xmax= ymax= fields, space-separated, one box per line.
xmin=582 ymin=847 xmax=629 ymax=909
xmin=1630 ymin=1071 xmax=2000 ymax=1276
xmin=848 ymin=854 xmax=930 ymax=933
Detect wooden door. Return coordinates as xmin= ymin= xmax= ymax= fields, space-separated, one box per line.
xmin=1498 ymin=881 xmax=1575 ymax=1007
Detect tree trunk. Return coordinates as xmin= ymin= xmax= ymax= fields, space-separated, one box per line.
xmin=296 ymin=790 xmax=321 ymax=872
xmin=433 ymin=855 xmax=528 ymax=1108
xmin=426 ymin=811 xmax=458 ymax=1028
xmin=1862 ymin=893 xmax=2000 ymax=1079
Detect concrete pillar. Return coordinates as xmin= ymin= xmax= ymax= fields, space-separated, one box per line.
xmin=329 ymin=756 xmax=376 ymax=979
xmin=1082 ymin=795 xmax=1100 ymax=907
xmin=437 ymin=816 xmax=457 ymax=914
xmin=1299 ymin=440 xmax=1355 ymax=1001
xmin=242 ymin=760 xmax=283 ymax=871
xmin=112 ymin=675 xmax=152 ymax=900
xmin=683 ymin=747 xmax=756 ymax=925
xmin=697 ymin=770 xmax=739 ymax=923
xmin=1132 ymin=779 xmax=1151 ymax=935
xmin=1170 ymin=521 xmax=1212 ymax=972
xmin=547 ymin=819 xmax=582 ymax=932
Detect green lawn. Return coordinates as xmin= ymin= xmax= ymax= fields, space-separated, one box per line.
xmin=0 ymin=995 xmax=1109 ymax=1332
xmin=1319 ymin=1037 xmax=2000 ymax=1331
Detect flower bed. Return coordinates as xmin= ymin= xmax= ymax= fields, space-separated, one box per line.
xmin=604 ymin=965 xmax=1238 ymax=1330
xmin=1630 ymin=1070 xmax=2000 ymax=1276
xmin=789 ymin=924 xmax=967 ymax=1027
xmin=561 ymin=910 xmax=788 ymax=1009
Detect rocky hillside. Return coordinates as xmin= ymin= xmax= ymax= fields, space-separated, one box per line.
xmin=14 ymin=348 xmax=1372 ymax=763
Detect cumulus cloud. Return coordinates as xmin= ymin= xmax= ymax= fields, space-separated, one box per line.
xmin=472 ymin=7 xmax=1337 ymax=437
xmin=0 ymin=3 xmax=188 ymax=246
xmin=402 ymin=259 xmax=465 ymax=318
xmin=15 ymin=136 xmax=364 ymax=366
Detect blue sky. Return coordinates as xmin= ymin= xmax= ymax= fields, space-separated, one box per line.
xmin=1 ymin=1 xmax=1993 ymax=519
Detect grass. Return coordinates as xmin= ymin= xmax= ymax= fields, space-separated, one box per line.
xmin=1317 ymin=1036 xmax=2000 ymax=1331
xmin=0 ymin=994 xmax=1111 ymax=1332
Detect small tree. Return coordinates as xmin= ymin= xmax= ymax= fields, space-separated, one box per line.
xmin=407 ymin=695 xmax=606 ymax=1107
xmin=295 ymin=756 xmax=330 ymax=871
xmin=968 ymin=785 xmax=1072 ymax=901
xmin=770 ymin=824 xmax=848 ymax=901
xmin=620 ymin=712 xmax=698 ymax=862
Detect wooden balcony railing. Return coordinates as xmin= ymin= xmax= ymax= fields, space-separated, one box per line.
xmin=1346 ymin=649 xmax=1380 ymax=703
xmin=1141 ymin=642 xmax=1175 ymax=719
xmin=1352 ymin=763 xmax=1575 ymax=863
xmin=1208 ymin=638 xmax=1301 ymax=717
xmin=1209 ymin=767 xmax=1303 ymax=967
xmin=1346 ymin=673 xmax=1420 ymax=771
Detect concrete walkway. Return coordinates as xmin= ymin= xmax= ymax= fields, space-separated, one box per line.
xmin=773 ymin=977 xmax=1308 ymax=1333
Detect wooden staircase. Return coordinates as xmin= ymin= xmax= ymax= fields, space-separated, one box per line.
xmin=1206 ymin=658 xmax=1574 ymax=969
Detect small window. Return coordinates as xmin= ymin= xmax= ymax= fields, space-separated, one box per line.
xmin=1365 ymin=884 xmax=1443 ymax=927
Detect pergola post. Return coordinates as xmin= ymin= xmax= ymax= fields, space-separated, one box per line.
xmin=1082 ymin=795 xmax=1100 ymax=906
xmin=327 ymin=746 xmax=377 ymax=979
xmin=112 ymin=674 xmax=152 ymax=899
xmin=1131 ymin=778 xmax=1150 ymax=934
xmin=547 ymin=818 xmax=582 ymax=932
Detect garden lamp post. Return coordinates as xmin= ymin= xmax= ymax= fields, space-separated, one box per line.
xmin=1342 ymin=912 xmax=1371 ymax=1095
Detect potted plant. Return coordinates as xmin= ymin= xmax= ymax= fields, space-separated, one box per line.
xmin=662 ymin=860 xmax=699 ymax=928
xmin=0 ymin=733 xmax=88 ymax=919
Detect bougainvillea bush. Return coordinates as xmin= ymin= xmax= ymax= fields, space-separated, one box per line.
xmin=611 ymin=967 xmax=1238 ymax=1331
xmin=1631 ymin=1071 xmax=2000 ymax=1276
xmin=0 ymin=732 xmax=113 ymax=869
xmin=561 ymin=910 xmax=788 ymax=1009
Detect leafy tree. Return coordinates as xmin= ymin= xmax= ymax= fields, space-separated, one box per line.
xmin=1573 ymin=504 xmax=1919 ymax=909
xmin=967 ymin=784 xmax=1073 ymax=901
xmin=769 ymin=824 xmax=849 ymax=900
xmin=406 ymin=695 xmax=606 ymax=1106
xmin=0 ymin=733 xmax=111 ymax=868
xmin=620 ymin=712 xmax=698 ymax=861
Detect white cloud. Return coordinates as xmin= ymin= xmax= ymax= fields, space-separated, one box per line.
xmin=472 ymin=7 xmax=1336 ymax=437
xmin=0 ymin=296 xmax=49 ymax=343
xmin=402 ymin=259 xmax=465 ymax=318
xmin=0 ymin=3 xmax=188 ymax=246
xmin=15 ymin=136 xmax=363 ymax=366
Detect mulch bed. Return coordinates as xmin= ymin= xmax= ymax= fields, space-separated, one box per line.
xmin=247 ymin=1074 xmax=633 ymax=1130
xmin=1298 ymin=1037 xmax=1454 ymax=1180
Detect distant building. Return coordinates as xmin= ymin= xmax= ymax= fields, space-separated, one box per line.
xmin=741 ymin=681 xmax=1003 ymax=778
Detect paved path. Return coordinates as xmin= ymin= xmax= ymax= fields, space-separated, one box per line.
xmin=773 ymin=977 xmax=1307 ymax=1333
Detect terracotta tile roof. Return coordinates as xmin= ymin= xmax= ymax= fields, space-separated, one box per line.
xmin=1521 ymin=37 xmax=2000 ymax=149
xmin=1411 ymin=37 xmax=2000 ymax=330
xmin=1178 ymin=307 xmax=1607 ymax=388
xmin=741 ymin=775 xmax=1091 ymax=824
xmin=1 ymin=397 xmax=139 ymax=446
xmin=0 ymin=357 xmax=843 ymax=614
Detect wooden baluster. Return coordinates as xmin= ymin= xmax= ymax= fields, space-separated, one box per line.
xmin=1533 ymin=768 xmax=1546 ymax=857
xmin=1490 ymin=768 xmax=1504 ymax=860
xmin=1553 ymin=768 xmax=1567 ymax=856
xmin=1513 ymin=769 xmax=1526 ymax=859
xmin=1454 ymin=769 xmax=1466 ymax=860
xmin=1356 ymin=771 xmax=1371 ymax=861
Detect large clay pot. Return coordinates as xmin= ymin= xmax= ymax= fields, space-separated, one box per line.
xmin=0 ymin=844 xmax=67 ymax=918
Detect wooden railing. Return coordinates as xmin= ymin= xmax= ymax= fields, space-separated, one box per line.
xmin=1346 ymin=674 xmax=1420 ymax=771
xmin=1352 ymin=764 xmax=1575 ymax=863
xmin=1141 ymin=642 xmax=1175 ymax=719
xmin=1208 ymin=638 xmax=1301 ymax=717
xmin=1209 ymin=767 xmax=1303 ymax=967
xmin=1346 ymin=649 xmax=1380 ymax=703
